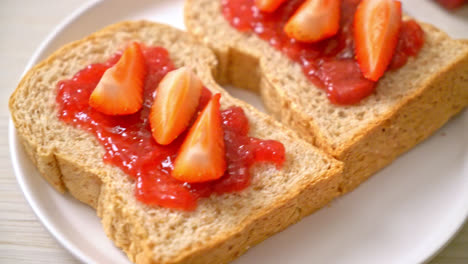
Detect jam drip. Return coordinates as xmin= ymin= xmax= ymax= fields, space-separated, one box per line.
xmin=222 ymin=0 xmax=425 ymax=105
xmin=56 ymin=45 xmax=285 ymax=211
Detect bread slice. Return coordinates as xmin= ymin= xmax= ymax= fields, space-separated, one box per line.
xmin=184 ymin=0 xmax=468 ymax=193
xmin=9 ymin=21 xmax=343 ymax=264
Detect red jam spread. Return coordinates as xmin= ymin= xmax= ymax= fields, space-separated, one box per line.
xmin=56 ymin=45 xmax=285 ymax=211
xmin=222 ymin=0 xmax=425 ymax=105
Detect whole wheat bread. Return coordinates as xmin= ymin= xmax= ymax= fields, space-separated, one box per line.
xmin=9 ymin=21 xmax=343 ymax=264
xmin=184 ymin=0 xmax=468 ymax=193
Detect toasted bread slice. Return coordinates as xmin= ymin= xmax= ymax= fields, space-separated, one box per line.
xmin=184 ymin=0 xmax=468 ymax=193
xmin=9 ymin=21 xmax=343 ymax=264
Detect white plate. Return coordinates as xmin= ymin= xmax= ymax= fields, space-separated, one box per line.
xmin=9 ymin=0 xmax=468 ymax=263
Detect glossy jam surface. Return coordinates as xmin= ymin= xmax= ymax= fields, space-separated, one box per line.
xmin=56 ymin=45 xmax=285 ymax=211
xmin=222 ymin=0 xmax=425 ymax=105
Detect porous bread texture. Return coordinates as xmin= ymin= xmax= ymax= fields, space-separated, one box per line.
xmin=9 ymin=21 xmax=343 ymax=264
xmin=184 ymin=0 xmax=468 ymax=192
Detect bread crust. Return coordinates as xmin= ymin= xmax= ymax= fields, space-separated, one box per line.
xmin=261 ymin=38 xmax=468 ymax=191
xmin=9 ymin=21 xmax=343 ymax=264
xmin=184 ymin=0 xmax=468 ymax=193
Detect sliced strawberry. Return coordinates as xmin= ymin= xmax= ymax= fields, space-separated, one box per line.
xmin=172 ymin=94 xmax=226 ymax=183
xmin=255 ymin=0 xmax=288 ymax=12
xmin=89 ymin=42 xmax=146 ymax=115
xmin=284 ymin=0 xmax=341 ymax=43
xmin=354 ymin=0 xmax=402 ymax=81
xmin=150 ymin=67 xmax=202 ymax=145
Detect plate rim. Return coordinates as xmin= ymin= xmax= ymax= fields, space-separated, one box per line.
xmin=9 ymin=1 xmax=104 ymax=263
xmin=7 ymin=0 xmax=468 ymax=263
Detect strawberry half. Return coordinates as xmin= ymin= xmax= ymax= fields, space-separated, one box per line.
xmin=255 ymin=0 xmax=288 ymax=12
xmin=150 ymin=67 xmax=203 ymax=145
xmin=172 ymin=94 xmax=226 ymax=183
xmin=284 ymin=0 xmax=341 ymax=43
xmin=89 ymin=42 xmax=146 ymax=115
xmin=354 ymin=0 xmax=402 ymax=81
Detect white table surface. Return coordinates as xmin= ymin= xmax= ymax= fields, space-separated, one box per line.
xmin=0 ymin=0 xmax=467 ymax=263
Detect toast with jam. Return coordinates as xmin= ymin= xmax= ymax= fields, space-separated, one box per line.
xmin=9 ymin=21 xmax=343 ymax=263
xmin=185 ymin=0 xmax=468 ymax=193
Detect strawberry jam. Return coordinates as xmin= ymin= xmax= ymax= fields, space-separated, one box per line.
xmin=56 ymin=45 xmax=285 ymax=211
xmin=222 ymin=0 xmax=425 ymax=105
